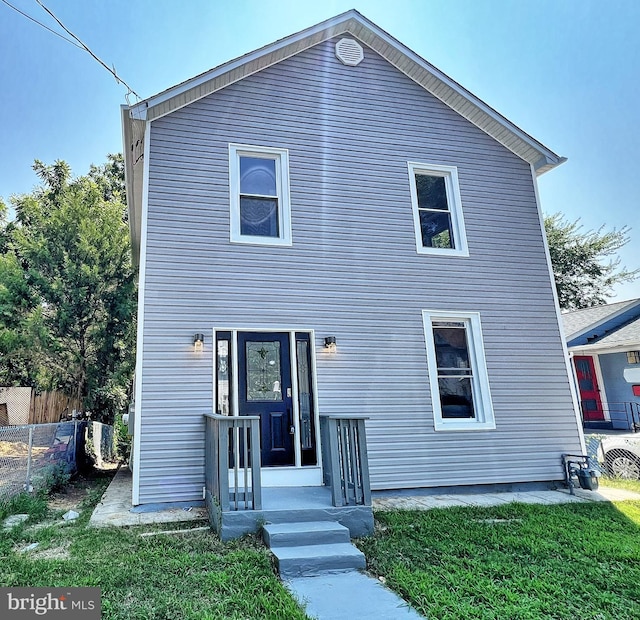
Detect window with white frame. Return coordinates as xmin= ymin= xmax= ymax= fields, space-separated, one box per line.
xmin=229 ymin=144 xmax=292 ymax=245
xmin=422 ymin=310 xmax=495 ymax=431
xmin=408 ymin=162 xmax=468 ymax=256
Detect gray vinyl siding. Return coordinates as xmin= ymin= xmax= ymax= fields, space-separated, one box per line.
xmin=137 ymin=38 xmax=581 ymax=503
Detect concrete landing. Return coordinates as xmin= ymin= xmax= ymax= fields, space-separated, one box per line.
xmin=286 ymin=572 xmax=424 ymax=620
xmin=212 ymin=486 xmax=374 ymax=541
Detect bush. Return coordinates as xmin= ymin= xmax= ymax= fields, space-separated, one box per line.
xmin=32 ymin=463 xmax=71 ymax=494
xmin=114 ymin=414 xmax=131 ymax=463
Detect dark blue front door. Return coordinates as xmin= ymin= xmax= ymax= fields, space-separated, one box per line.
xmin=238 ymin=332 xmax=295 ymax=467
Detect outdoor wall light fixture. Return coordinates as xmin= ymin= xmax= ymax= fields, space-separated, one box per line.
xmin=193 ymin=333 xmax=205 ymax=353
xmin=324 ymin=336 xmax=337 ymax=352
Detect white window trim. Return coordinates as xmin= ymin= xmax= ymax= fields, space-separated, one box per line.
xmin=408 ymin=162 xmax=469 ymax=257
xmin=229 ymin=144 xmax=292 ymax=246
xmin=422 ymin=310 xmax=495 ymax=431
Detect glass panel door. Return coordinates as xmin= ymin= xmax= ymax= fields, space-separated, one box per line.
xmin=296 ymin=333 xmax=317 ymax=465
xmin=238 ymin=332 xmax=294 ymax=467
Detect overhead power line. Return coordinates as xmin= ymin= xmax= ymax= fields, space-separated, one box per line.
xmin=0 ymin=0 xmax=83 ymax=49
xmin=1 ymin=0 xmax=140 ymax=100
xmin=33 ymin=0 xmax=140 ymax=99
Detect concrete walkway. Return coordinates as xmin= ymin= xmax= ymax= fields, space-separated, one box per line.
xmin=89 ymin=467 xmax=207 ymax=527
xmin=372 ymin=485 xmax=640 ymax=511
xmin=286 ymin=572 xmax=424 ymax=620
xmin=90 ymin=468 xmax=640 ymax=527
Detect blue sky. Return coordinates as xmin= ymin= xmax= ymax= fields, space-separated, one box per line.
xmin=1 ymin=0 xmax=638 ymax=301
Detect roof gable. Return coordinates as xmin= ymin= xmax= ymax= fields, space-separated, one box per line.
xmin=123 ymin=10 xmax=566 ymax=266
xmin=563 ymin=298 xmax=640 ymax=348
xmin=129 ymin=10 xmax=563 ymax=172
xmin=590 ymin=315 xmax=640 ymax=348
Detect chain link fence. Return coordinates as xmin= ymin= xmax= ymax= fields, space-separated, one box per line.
xmin=0 ymin=420 xmax=87 ymax=501
xmin=585 ymin=433 xmax=640 ymax=480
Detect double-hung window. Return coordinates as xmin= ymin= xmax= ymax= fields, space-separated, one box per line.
xmin=229 ymin=144 xmax=292 ymax=245
xmin=422 ymin=310 xmax=495 ymax=431
xmin=408 ymin=162 xmax=468 ymax=256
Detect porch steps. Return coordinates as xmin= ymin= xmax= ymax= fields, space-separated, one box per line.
xmin=263 ymin=521 xmax=366 ymax=578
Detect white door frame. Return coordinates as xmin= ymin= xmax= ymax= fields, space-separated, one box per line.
xmin=213 ymin=327 xmax=322 ymax=486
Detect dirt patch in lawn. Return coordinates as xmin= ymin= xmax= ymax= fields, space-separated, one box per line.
xmin=14 ymin=540 xmax=72 ymax=560
xmin=47 ymin=467 xmax=116 ymax=512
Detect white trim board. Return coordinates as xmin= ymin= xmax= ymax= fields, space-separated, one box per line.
xmin=531 ymin=164 xmax=585 ymax=452
xmin=131 ymin=122 xmax=151 ymax=506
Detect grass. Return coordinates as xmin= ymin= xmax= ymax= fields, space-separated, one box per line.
xmin=5 ymin=471 xmax=640 ymax=620
xmin=357 ymin=501 xmax=640 ymax=620
xmin=600 ymin=476 xmax=640 ymax=494
xmin=0 ymin=470 xmax=309 ymax=620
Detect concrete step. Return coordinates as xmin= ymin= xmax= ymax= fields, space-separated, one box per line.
xmin=270 ymin=542 xmax=366 ymax=578
xmin=263 ymin=521 xmax=351 ymax=548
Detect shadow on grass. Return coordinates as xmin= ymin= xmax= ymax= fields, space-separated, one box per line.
xmin=1 ymin=467 xmax=310 ymax=620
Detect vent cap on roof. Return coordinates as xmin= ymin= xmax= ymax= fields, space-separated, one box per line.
xmin=335 ymin=38 xmax=364 ymax=66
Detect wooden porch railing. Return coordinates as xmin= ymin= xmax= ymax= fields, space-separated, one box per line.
xmin=204 ymin=413 xmax=262 ymax=511
xmin=320 ymin=414 xmax=371 ymax=507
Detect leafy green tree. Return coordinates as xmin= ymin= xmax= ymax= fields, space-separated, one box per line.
xmin=544 ymin=213 xmax=639 ymax=310
xmin=0 ymin=156 xmax=136 ymax=422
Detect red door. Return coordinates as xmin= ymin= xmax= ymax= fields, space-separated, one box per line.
xmin=574 ymin=356 xmax=604 ymax=421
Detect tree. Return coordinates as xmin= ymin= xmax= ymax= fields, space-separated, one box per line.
xmin=0 ymin=156 xmax=136 ymax=422
xmin=544 ymin=213 xmax=639 ymax=310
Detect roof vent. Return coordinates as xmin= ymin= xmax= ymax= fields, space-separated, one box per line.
xmin=335 ymin=38 xmax=364 ymax=66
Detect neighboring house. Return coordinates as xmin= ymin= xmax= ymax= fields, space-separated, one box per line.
xmin=563 ymin=299 xmax=640 ymax=431
xmin=121 ymin=10 xmax=583 ymax=522
xmin=0 ymin=387 xmax=31 ymax=425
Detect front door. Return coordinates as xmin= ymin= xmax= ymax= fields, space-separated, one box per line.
xmin=574 ymin=355 xmax=604 ymax=421
xmin=238 ymin=332 xmax=295 ymax=467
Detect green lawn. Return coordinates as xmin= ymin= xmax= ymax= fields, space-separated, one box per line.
xmin=357 ymin=501 xmax=640 ymax=620
xmin=0 ymin=472 xmax=308 ymax=620
xmin=5 ymin=472 xmax=640 ymax=620
xmin=600 ymin=476 xmax=640 ymax=494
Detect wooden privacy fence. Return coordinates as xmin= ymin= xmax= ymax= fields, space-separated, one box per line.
xmin=0 ymin=387 xmax=83 ymax=425
xmin=30 ymin=391 xmax=83 ymax=424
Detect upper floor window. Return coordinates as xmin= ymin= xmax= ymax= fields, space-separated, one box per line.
xmin=229 ymin=144 xmax=292 ymax=246
xmin=408 ymin=162 xmax=468 ymax=257
xmin=422 ymin=310 xmax=495 ymax=431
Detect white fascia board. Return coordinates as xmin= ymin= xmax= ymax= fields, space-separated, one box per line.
xmin=125 ymin=10 xmax=564 ymax=172
xmin=568 ymin=343 xmax=640 ymax=355
xmin=131 ymin=10 xmax=361 ymax=117
xmin=351 ymin=12 xmax=564 ymax=172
